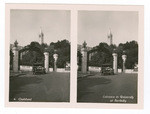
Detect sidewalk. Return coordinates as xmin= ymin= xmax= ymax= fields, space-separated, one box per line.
xmin=77 ymin=71 xmax=96 ymax=79
xmin=10 ymin=70 xmax=26 ymax=77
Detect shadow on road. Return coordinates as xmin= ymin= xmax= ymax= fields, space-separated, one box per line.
xmin=9 ymin=76 xmax=43 ymax=101
xmin=77 ymin=77 xmax=111 ymax=100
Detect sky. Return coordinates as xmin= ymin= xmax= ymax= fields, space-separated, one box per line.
xmin=10 ymin=10 xmax=138 ymax=47
xmin=78 ymin=11 xmax=138 ymax=47
xmin=10 ymin=10 xmax=70 ymax=46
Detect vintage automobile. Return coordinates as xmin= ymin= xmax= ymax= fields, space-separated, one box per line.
xmin=32 ymin=63 xmax=46 ymax=75
xmin=101 ymin=64 xmax=114 ymax=75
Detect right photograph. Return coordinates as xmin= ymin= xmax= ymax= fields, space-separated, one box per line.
xmin=77 ymin=11 xmax=138 ymax=103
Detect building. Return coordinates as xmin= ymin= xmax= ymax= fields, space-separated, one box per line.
xmin=39 ymin=27 xmax=44 ymax=45
xmin=108 ymin=28 xmax=113 ymax=45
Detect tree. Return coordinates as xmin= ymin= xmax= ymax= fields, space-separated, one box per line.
xmin=123 ymin=41 xmax=138 ymax=69
xmin=88 ymin=40 xmax=138 ymax=69
xmin=48 ymin=39 xmax=70 ymax=68
xmin=20 ymin=42 xmax=45 ymax=66
xmin=10 ymin=49 xmax=14 ymax=70
xmin=117 ymin=40 xmax=138 ymax=69
xmin=19 ymin=40 xmax=70 ymax=68
xmin=89 ymin=42 xmax=113 ymax=67
xmin=77 ymin=50 xmax=82 ymax=66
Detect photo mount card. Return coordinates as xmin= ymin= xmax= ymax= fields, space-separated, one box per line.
xmin=5 ymin=4 xmax=144 ymax=109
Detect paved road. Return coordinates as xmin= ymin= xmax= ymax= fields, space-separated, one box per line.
xmin=9 ymin=72 xmax=70 ymax=102
xmin=77 ymin=73 xmax=137 ymax=103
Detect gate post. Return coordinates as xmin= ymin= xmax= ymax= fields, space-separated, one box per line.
xmin=112 ymin=51 xmax=118 ymax=74
xmin=12 ymin=40 xmax=19 ymax=72
xmin=53 ymin=53 xmax=58 ymax=72
xmin=44 ymin=51 xmax=49 ymax=73
xmin=122 ymin=51 xmax=127 ymax=73
xmin=81 ymin=41 xmax=87 ymax=73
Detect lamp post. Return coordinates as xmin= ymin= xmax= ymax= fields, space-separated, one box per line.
xmin=53 ymin=52 xmax=58 ymax=72
xmin=122 ymin=51 xmax=127 ymax=73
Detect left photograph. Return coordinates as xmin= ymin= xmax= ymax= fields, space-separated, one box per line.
xmin=9 ymin=10 xmax=70 ymax=102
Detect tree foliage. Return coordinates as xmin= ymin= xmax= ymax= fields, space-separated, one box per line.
xmin=10 ymin=49 xmax=14 ymax=70
xmin=117 ymin=41 xmax=138 ymax=69
xmin=20 ymin=42 xmax=44 ymax=66
xmin=20 ymin=40 xmax=70 ymax=68
xmin=86 ymin=41 xmax=138 ymax=69
xmin=88 ymin=43 xmax=113 ymax=67
xmin=49 ymin=39 xmax=70 ymax=68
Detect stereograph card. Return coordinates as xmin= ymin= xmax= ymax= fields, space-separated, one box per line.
xmin=5 ymin=4 xmax=144 ymax=109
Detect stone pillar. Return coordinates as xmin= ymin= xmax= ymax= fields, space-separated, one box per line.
xmin=122 ymin=54 xmax=127 ymax=73
xmin=112 ymin=53 xmax=118 ymax=74
xmin=12 ymin=46 xmax=19 ymax=72
xmin=53 ymin=53 xmax=58 ymax=72
xmin=44 ymin=51 xmax=49 ymax=73
xmin=81 ymin=47 xmax=87 ymax=73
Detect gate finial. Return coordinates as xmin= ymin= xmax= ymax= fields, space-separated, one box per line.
xmin=82 ymin=41 xmax=87 ymax=48
xmin=14 ymin=40 xmax=18 ymax=47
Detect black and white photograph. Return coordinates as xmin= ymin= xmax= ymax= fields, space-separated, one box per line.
xmin=77 ymin=11 xmax=139 ymax=103
xmin=9 ymin=10 xmax=71 ymax=102
xmin=5 ymin=4 xmax=144 ymax=109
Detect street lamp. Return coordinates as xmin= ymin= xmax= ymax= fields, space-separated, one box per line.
xmin=122 ymin=51 xmax=127 ymax=73
xmin=53 ymin=50 xmax=58 ymax=72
